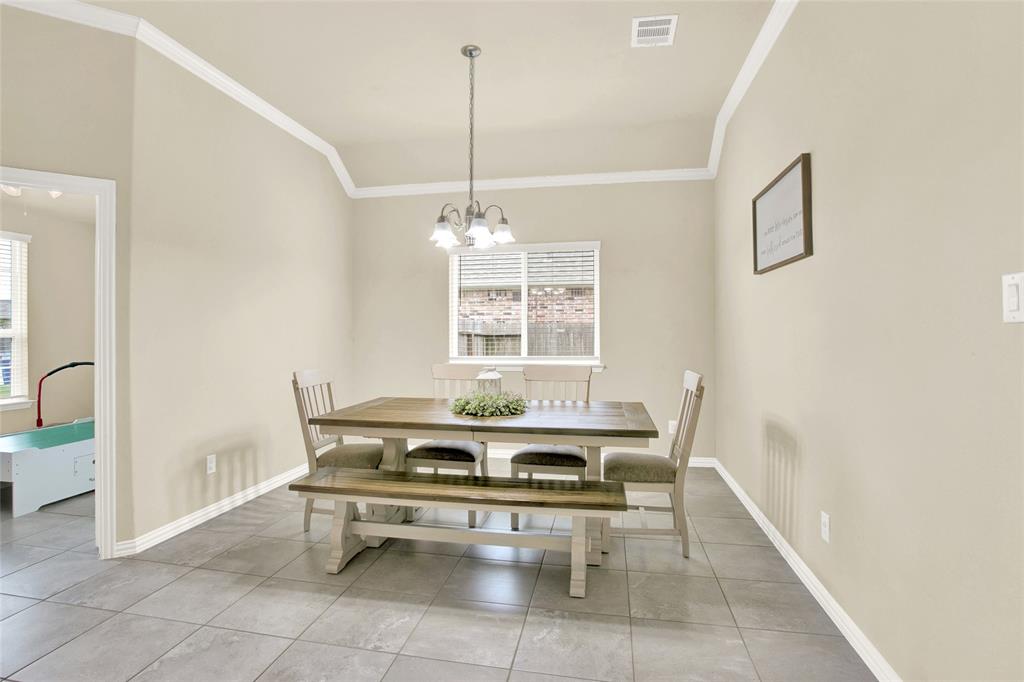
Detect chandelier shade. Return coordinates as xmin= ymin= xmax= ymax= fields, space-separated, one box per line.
xmin=431 ymin=219 xmax=453 ymax=242
xmin=493 ymin=218 xmax=515 ymax=244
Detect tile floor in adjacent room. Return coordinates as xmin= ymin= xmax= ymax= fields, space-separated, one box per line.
xmin=0 ymin=465 xmax=874 ymax=681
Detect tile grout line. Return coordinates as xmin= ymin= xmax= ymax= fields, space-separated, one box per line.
xmin=115 ymin=615 xmax=201 ymax=682
xmin=45 ymin=561 xmax=197 ymax=613
xmin=248 ymin=636 xmax=301 ymax=682
xmin=2 ymin=602 xmax=120 ymax=680
xmin=713 ymin=556 xmax=764 ymax=682
xmin=4 ymin=473 xmax=844 ymax=681
xmin=738 ymin=627 xmax=768 ymax=682
xmin=626 ymin=533 xmax=637 ymax=682
xmin=291 ymin=545 xmax=386 ymax=644
xmin=0 ymin=547 xmax=64 ymax=581
xmin=393 ymin=541 xmax=476 ymax=665
xmin=1 ymin=547 xmax=122 ymax=601
xmin=500 ymin=551 xmax=539 ymax=678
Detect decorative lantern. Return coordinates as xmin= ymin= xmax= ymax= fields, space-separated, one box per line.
xmin=475 ymin=367 xmax=502 ymax=395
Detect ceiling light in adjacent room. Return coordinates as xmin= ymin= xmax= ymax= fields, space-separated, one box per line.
xmin=48 ymin=190 xmax=63 ymax=199
xmin=1 ymin=185 xmax=23 ymax=197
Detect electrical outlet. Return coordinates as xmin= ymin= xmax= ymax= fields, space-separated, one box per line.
xmin=820 ymin=511 xmax=830 ymax=543
xmin=668 ymin=420 xmax=678 ymax=435
xmin=206 ymin=454 xmax=217 ymax=475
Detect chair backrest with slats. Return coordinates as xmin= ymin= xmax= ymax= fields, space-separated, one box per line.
xmin=668 ymin=370 xmax=704 ymax=472
xmin=293 ymin=370 xmax=340 ymax=472
xmin=522 ymin=365 xmax=592 ymax=401
xmin=432 ymin=363 xmax=487 ymax=399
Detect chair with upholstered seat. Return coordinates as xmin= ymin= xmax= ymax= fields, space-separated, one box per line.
xmin=405 ymin=363 xmax=490 ymax=527
xmin=601 ymin=370 xmax=704 ymax=556
xmin=509 ymin=365 xmax=592 ymax=531
xmin=292 ymin=370 xmax=384 ymax=531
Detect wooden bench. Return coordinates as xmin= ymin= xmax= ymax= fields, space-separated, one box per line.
xmin=289 ymin=468 xmax=627 ymax=597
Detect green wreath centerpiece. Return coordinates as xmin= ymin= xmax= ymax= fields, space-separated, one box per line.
xmin=451 ymin=391 xmax=527 ymax=417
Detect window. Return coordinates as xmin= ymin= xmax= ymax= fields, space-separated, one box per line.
xmin=0 ymin=232 xmax=30 ymax=402
xmin=449 ymin=242 xmax=600 ymax=364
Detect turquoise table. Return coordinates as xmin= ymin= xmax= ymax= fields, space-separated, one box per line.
xmin=0 ymin=419 xmax=95 ymax=517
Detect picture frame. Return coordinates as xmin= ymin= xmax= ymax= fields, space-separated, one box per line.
xmin=752 ymin=153 xmax=813 ymax=274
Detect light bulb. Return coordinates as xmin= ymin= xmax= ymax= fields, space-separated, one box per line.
xmin=493 ymin=218 xmax=515 ymax=244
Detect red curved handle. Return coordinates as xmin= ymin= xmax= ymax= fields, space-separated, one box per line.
xmin=35 ymin=361 xmax=94 ymax=428
xmin=35 ymin=377 xmax=43 ymax=427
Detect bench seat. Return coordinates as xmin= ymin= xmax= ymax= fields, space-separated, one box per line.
xmin=290 ymin=468 xmax=626 ymax=597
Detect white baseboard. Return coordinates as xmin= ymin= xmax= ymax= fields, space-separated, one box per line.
xmin=110 ymin=451 xmax=898 ymax=680
xmin=112 ymin=463 xmax=308 ymax=557
xmin=705 ymin=457 xmax=900 ymax=681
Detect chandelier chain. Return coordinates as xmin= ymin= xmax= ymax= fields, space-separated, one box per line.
xmin=430 ymin=45 xmax=513 ymax=250
xmin=468 ymin=54 xmax=475 ymax=209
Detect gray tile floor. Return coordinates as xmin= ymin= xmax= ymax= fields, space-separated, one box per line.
xmin=0 ymin=466 xmax=875 ymax=681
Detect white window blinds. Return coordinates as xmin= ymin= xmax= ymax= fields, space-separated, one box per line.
xmin=449 ymin=242 xmax=600 ymax=363
xmin=527 ymin=250 xmax=597 ymax=357
xmin=0 ymin=231 xmax=30 ymax=400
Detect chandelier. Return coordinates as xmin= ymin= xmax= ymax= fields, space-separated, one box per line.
xmin=429 ymin=45 xmax=514 ymax=250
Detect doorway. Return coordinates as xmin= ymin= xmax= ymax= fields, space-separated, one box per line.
xmin=0 ymin=167 xmax=116 ymax=558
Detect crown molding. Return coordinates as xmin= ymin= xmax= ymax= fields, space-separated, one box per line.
xmin=352 ymin=167 xmax=716 ymax=199
xmin=1 ymin=0 xmax=359 ymax=196
xmin=3 ymin=0 xmax=138 ymax=35
xmin=707 ymin=0 xmax=800 ymax=175
xmin=131 ymin=18 xmax=356 ymax=196
xmin=3 ymin=0 xmax=797 ymax=198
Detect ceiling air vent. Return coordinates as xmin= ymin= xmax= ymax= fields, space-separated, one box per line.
xmin=631 ymin=15 xmax=678 ymax=48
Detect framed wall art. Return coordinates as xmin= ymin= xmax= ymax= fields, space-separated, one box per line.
xmin=753 ymin=153 xmax=812 ymax=274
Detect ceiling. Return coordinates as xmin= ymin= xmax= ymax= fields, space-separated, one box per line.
xmin=91 ymin=0 xmax=772 ymax=184
xmin=0 ymin=188 xmax=95 ymax=224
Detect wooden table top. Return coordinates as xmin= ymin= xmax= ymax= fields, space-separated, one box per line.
xmin=290 ymin=468 xmax=628 ymax=511
xmin=309 ymin=397 xmax=659 ymax=439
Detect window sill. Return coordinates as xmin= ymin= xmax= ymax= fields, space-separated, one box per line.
xmin=448 ymin=359 xmax=606 ymax=372
xmin=0 ymin=398 xmax=35 ymax=412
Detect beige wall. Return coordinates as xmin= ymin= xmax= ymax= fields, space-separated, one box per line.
xmin=6 ymin=14 xmax=1022 ymax=678
xmin=713 ymin=2 xmax=1023 ymax=679
xmin=350 ymin=182 xmax=716 ymax=458
xmin=0 ymin=205 xmax=95 ymax=435
xmin=123 ymin=43 xmax=355 ymax=538
xmin=2 ymin=8 xmax=356 ymax=540
xmin=1 ymin=7 xmax=136 ymax=535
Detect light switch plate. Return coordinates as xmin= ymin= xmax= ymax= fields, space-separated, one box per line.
xmin=820 ymin=511 xmax=830 ymax=543
xmin=1004 ymin=273 xmax=1024 ymax=323
xmin=206 ymin=453 xmax=217 ymax=475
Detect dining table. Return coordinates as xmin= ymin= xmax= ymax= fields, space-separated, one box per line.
xmin=309 ymin=396 xmax=659 ymax=565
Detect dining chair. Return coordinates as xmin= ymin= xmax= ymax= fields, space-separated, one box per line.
xmin=509 ymin=365 xmax=593 ymax=531
xmin=600 ymin=370 xmax=704 ymax=556
xmin=292 ymin=370 xmax=384 ymax=531
xmin=405 ymin=363 xmax=490 ymax=527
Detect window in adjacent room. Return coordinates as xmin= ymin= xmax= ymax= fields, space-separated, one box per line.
xmin=448 ymin=242 xmax=600 ymax=364
xmin=0 ymin=232 xmax=30 ymax=402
